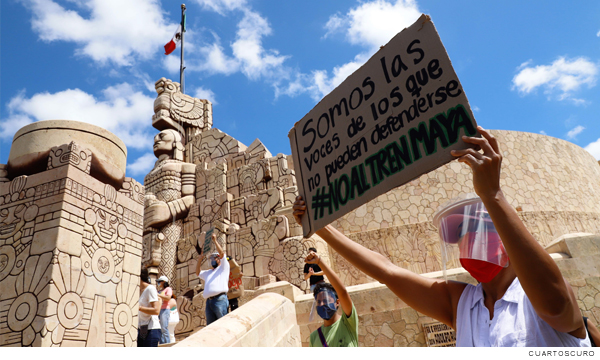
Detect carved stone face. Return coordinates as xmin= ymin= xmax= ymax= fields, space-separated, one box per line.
xmin=153 ymin=130 xmax=176 ymax=157
xmin=0 ymin=205 xmax=26 ymax=240
xmin=93 ymin=209 xmax=119 ymax=244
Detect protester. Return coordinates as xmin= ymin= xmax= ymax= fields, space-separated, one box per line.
xmin=156 ymin=275 xmax=173 ymax=344
xmin=196 ymin=232 xmax=230 ymax=325
xmin=303 ymin=247 xmax=325 ymax=293
xmin=167 ymin=295 xmax=180 ymax=344
xmin=138 ymin=268 xmax=161 ymax=347
xmin=227 ymin=256 xmax=244 ymax=312
xmin=303 ymin=250 xmax=358 ymax=347
xmin=293 ymin=127 xmax=591 ymax=347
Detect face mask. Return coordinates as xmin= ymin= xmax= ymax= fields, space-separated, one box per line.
xmin=460 ymin=258 xmax=504 ymax=283
xmin=316 ymin=302 xmax=337 ymax=320
xmin=457 ymin=231 xmax=508 ymax=283
xmin=211 ymin=259 xmax=218 ymax=268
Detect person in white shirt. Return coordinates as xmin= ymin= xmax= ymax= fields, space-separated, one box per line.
xmin=195 ymin=232 xmax=230 ymax=325
xmin=167 ymin=295 xmax=180 ymax=343
xmin=293 ymin=127 xmax=590 ymax=347
xmin=138 ymin=268 xmax=161 ymax=347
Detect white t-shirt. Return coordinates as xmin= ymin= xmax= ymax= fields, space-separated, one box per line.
xmin=456 ymin=277 xmax=591 ymax=347
xmin=138 ymin=284 xmax=161 ymax=330
xmin=199 ymin=254 xmax=230 ymax=298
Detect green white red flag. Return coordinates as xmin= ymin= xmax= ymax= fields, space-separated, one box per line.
xmin=164 ymin=24 xmax=182 ymax=55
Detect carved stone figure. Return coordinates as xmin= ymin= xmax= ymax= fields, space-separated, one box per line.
xmin=152 ymin=78 xmax=212 ymax=143
xmin=143 ymin=129 xmax=196 ymax=285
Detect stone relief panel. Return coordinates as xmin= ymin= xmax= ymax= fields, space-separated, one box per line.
xmin=333 ymin=222 xmax=455 ymax=287
xmin=196 ymin=163 xmax=226 ymax=200
xmin=268 ymin=154 xmax=296 ymax=189
xmin=245 ymin=188 xmax=283 ymax=224
xmin=47 ymin=142 xmax=92 ymax=174
xmin=188 ymin=128 xmax=246 ymax=166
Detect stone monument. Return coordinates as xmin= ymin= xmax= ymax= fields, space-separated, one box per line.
xmin=142 ymin=79 xmax=328 ymax=339
xmin=0 ymin=120 xmax=144 ymax=347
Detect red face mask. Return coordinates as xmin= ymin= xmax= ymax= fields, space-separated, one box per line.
xmin=458 ymin=231 xmax=508 ymax=283
xmin=460 ymin=258 xmax=504 ymax=283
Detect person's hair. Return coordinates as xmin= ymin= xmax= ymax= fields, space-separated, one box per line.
xmin=172 ymin=294 xmax=177 ymax=299
xmin=313 ymin=282 xmax=337 ymax=300
xmin=308 ymin=247 xmax=317 ymax=253
xmin=140 ymin=268 xmax=150 ymax=284
xmin=161 ymin=281 xmax=170 ymax=288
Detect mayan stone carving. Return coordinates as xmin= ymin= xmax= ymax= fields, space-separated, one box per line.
xmin=1 ymin=121 xmax=144 ymax=347
xmin=143 ymin=129 xmax=196 ymax=285
xmin=141 ymin=78 xmax=333 ymax=339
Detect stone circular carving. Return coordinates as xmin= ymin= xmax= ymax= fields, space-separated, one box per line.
xmin=23 ymin=204 xmax=39 ymax=222
xmin=283 ymin=240 xmax=303 ymax=262
xmin=91 ymin=248 xmax=114 ymax=283
xmin=0 ymin=245 xmax=16 ymax=281
xmin=117 ymin=223 xmax=128 ymax=238
xmin=85 ymin=208 xmax=96 ymax=225
xmin=113 ymin=303 xmax=133 ymax=335
xmin=7 ymin=292 xmax=38 ymax=332
xmin=57 ymin=292 xmax=84 ymax=329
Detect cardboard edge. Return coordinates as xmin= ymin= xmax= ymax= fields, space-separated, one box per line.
xmin=288 ymin=127 xmax=314 ymax=238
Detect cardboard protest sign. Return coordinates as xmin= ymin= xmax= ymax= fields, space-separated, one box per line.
xmin=289 ymin=14 xmax=479 ymax=237
xmin=203 ymin=227 xmax=214 ymax=254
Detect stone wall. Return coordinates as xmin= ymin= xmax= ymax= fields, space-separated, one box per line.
xmin=173 ymin=292 xmax=301 ymax=347
xmin=0 ymin=121 xmax=144 ymax=347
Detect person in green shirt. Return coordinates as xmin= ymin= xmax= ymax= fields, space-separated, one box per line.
xmin=304 ymin=250 xmax=358 ymax=347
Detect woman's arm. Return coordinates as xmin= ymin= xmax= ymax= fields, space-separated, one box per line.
xmin=306 ymin=251 xmax=352 ymax=317
xmin=452 ymin=127 xmax=585 ymax=337
xmin=294 ymin=200 xmax=466 ymax=328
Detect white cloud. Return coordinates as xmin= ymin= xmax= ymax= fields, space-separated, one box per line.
xmin=300 ymin=0 xmax=421 ymax=100
xmin=540 ymin=130 xmax=547 ymax=135
xmin=199 ymin=41 xmax=241 ymax=75
xmin=343 ymin=0 xmax=421 ymax=50
xmin=196 ymin=9 xmax=288 ymax=81
xmin=512 ymin=57 xmax=598 ymax=103
xmin=193 ymin=87 xmax=217 ymax=104
xmin=566 ymin=125 xmax=585 ymax=140
xmin=194 ymin=0 xmax=247 ymax=15
xmin=1 ymin=83 xmax=155 ymax=150
xmin=22 ymin=0 xmax=177 ymax=66
xmin=127 ymin=152 xmax=157 ymax=176
xmin=584 ymin=138 xmax=600 ymax=160
xmin=597 ymin=30 xmax=600 ymax=37
xmin=323 ymin=13 xmax=344 ymax=39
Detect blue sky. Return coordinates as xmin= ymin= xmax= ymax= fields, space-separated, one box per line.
xmin=1 ymin=0 xmax=600 ymax=185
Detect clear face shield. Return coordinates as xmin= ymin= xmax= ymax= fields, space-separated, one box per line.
xmin=433 ymin=194 xmax=509 ymax=283
xmin=308 ymin=287 xmax=338 ymax=322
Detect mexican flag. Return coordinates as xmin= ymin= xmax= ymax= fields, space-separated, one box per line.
xmin=164 ymin=24 xmax=182 ymax=55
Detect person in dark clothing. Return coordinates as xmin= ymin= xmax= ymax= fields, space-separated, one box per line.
xmin=304 ymin=247 xmax=325 ymax=292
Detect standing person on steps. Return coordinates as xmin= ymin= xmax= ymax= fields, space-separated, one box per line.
xmin=156 ymin=275 xmax=172 ymax=344
xmin=195 ymin=232 xmax=230 ymax=325
xmin=303 ymin=247 xmax=325 ymax=293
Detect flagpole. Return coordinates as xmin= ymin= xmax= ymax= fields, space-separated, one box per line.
xmin=180 ymin=4 xmax=186 ymax=94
